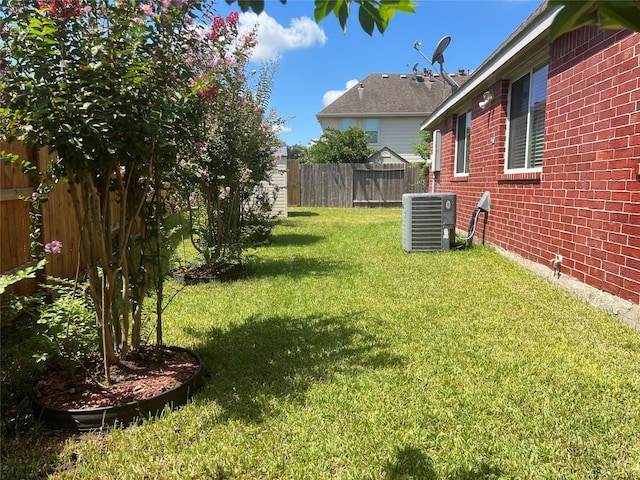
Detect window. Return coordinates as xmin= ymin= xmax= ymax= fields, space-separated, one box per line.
xmin=341 ymin=118 xmax=356 ymax=130
xmin=506 ymin=64 xmax=548 ymax=171
xmin=455 ymin=111 xmax=471 ymax=175
xmin=364 ymin=119 xmax=379 ymax=144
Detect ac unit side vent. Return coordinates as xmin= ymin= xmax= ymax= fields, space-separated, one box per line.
xmin=402 ymin=193 xmax=456 ymax=252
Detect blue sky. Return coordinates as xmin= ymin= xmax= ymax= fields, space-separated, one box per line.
xmin=213 ymin=0 xmax=544 ymax=147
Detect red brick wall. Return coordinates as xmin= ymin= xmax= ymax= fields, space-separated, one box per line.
xmin=431 ymin=28 xmax=640 ymax=304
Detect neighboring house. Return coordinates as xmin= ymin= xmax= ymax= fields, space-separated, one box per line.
xmin=317 ymin=71 xmax=468 ymax=163
xmin=421 ymin=3 xmax=640 ymax=304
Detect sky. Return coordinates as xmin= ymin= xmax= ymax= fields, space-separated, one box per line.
xmin=212 ymin=0 xmax=545 ymax=147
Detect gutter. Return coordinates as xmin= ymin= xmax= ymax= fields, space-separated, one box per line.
xmin=420 ymin=5 xmax=562 ymax=131
xmin=317 ymin=112 xmax=434 ymax=118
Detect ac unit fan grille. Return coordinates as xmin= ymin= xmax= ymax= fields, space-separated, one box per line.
xmin=408 ymin=197 xmax=444 ymax=250
xmin=402 ymin=193 xmax=456 ymax=252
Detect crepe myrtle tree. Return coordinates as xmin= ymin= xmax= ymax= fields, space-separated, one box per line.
xmin=0 ymin=0 xmax=235 ymax=382
xmin=172 ymin=13 xmax=283 ymax=271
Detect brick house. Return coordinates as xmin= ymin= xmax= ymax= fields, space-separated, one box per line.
xmin=420 ymin=3 xmax=640 ymax=304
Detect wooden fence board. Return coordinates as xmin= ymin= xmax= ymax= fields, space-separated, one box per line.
xmin=287 ymin=159 xmax=300 ymax=206
xmin=1 ymin=143 xmax=84 ymax=296
xmin=1 ymin=142 xmax=39 ymax=297
xmin=298 ymin=162 xmax=425 ymax=208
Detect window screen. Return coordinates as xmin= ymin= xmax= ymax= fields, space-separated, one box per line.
xmin=341 ymin=118 xmax=356 ymax=130
xmin=507 ymin=64 xmax=548 ymax=171
xmin=364 ymin=119 xmax=379 ymax=143
xmin=456 ymin=111 xmax=471 ymax=174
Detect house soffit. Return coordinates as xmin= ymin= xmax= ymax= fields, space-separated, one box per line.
xmin=317 ymin=112 xmax=433 ymax=118
xmin=420 ymin=4 xmax=561 ymax=131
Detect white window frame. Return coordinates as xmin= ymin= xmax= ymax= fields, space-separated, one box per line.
xmin=455 ymin=111 xmax=471 ymax=176
xmin=505 ymin=63 xmax=548 ymax=172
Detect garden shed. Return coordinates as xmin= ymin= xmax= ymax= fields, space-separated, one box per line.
xmin=265 ymin=144 xmax=288 ymax=217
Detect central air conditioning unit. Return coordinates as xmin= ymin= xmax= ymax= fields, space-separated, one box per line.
xmin=402 ymin=193 xmax=456 ymax=252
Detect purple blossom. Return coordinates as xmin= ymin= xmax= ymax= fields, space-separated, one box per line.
xmin=239 ymin=168 xmax=252 ymax=183
xmin=38 ymin=0 xmax=80 ymax=20
xmin=44 ymin=240 xmax=63 ymax=254
xmin=226 ymin=11 xmax=239 ymax=25
xmin=141 ymin=3 xmax=154 ymax=16
xmin=206 ymin=15 xmax=227 ymax=40
xmin=219 ymin=186 xmax=231 ymax=200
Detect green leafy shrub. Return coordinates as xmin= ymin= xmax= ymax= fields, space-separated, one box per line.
xmin=34 ymin=278 xmax=98 ymax=373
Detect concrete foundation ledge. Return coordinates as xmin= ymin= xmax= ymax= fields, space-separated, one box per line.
xmin=493 ymin=246 xmax=640 ymax=333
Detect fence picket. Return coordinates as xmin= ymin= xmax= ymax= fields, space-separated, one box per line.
xmin=296 ymin=162 xmax=425 ymax=208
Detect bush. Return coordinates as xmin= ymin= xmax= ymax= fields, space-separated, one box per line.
xmin=34 ymin=278 xmax=98 ymax=373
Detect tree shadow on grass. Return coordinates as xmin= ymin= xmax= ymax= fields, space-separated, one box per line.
xmin=267 ymin=233 xmax=324 ymax=248
xmin=384 ymin=445 xmax=504 ymax=480
xmin=1 ymin=317 xmax=78 ymax=479
xmin=245 ymin=255 xmax=348 ymax=280
xmin=191 ymin=313 xmax=404 ymax=423
xmin=287 ymin=211 xmax=319 ymax=217
xmin=384 ymin=446 xmax=438 ymax=479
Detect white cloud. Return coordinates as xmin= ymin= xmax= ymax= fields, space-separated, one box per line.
xmin=238 ymin=12 xmax=327 ymax=62
xmin=322 ymin=79 xmax=359 ymax=106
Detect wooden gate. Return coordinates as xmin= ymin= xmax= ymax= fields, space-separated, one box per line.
xmin=352 ymin=164 xmax=413 ymax=207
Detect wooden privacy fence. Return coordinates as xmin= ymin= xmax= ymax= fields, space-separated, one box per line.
xmin=1 ymin=141 xmax=119 ymax=297
xmin=2 ymin=142 xmax=37 ymax=296
xmin=287 ymin=158 xmax=301 ymax=207
xmin=298 ymin=162 xmax=426 ymax=208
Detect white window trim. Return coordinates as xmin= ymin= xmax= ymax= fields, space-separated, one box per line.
xmin=504 ymin=64 xmax=548 ymax=174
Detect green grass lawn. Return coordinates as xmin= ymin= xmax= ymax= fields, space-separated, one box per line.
xmin=4 ymin=207 xmax=640 ymax=479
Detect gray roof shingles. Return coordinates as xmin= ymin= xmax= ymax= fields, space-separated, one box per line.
xmin=316 ymin=72 xmax=468 ymax=117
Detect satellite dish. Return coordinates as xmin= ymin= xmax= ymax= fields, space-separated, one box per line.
xmin=431 ymin=36 xmax=451 ymax=65
xmin=412 ymin=62 xmax=419 ymax=73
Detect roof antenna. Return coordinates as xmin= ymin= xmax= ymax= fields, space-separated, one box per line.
xmin=413 ymin=37 xmax=459 ymax=92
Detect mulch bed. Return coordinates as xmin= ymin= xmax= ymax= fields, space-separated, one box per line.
xmin=32 ymin=345 xmax=199 ymax=410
